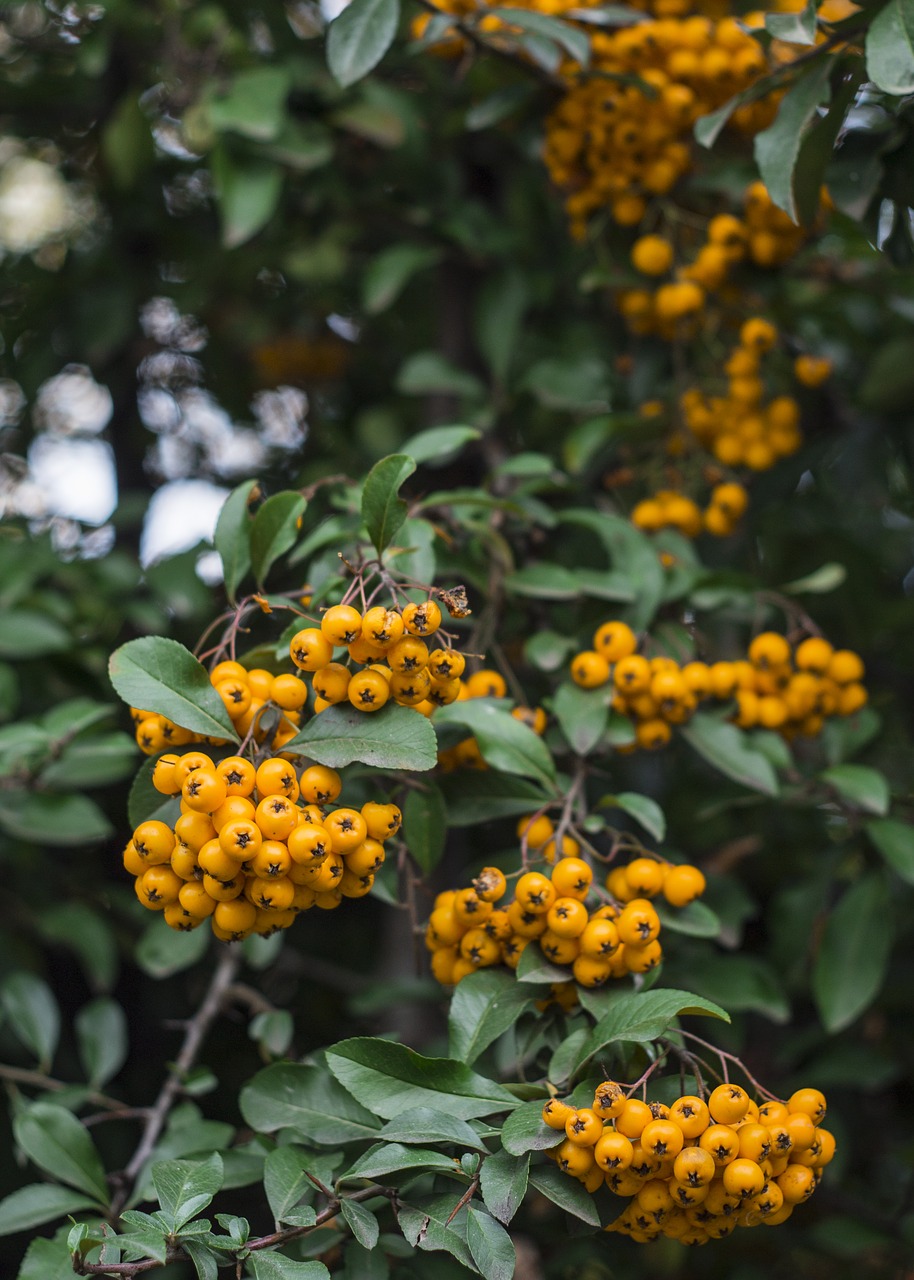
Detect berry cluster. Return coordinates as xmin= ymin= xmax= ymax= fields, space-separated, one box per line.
xmin=425 ymin=840 xmax=705 ymax=988
xmin=631 ymin=482 xmax=748 ymax=540
xmin=124 ymin=750 xmax=401 ymax=941
xmin=542 ymin=1082 xmax=834 ymax=1245
xmin=569 ymin=621 xmax=867 ymax=747
xmin=289 ymin=600 xmax=464 ymax=714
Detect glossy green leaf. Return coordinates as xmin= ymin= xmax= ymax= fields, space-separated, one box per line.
xmin=681 ymin=713 xmax=779 ymax=796
xmin=263 ymin=1147 xmax=318 ymax=1224
xmin=1 ymin=974 xmax=59 ymax=1069
xmin=240 ymin=1062 xmax=382 ymax=1145
xmin=607 ymin=791 xmax=666 ymax=842
xmin=479 ymin=1150 xmax=529 ymax=1224
xmin=576 ymin=988 xmax=730 ymax=1068
xmin=136 ymin=918 xmax=209 ymax=978
xmin=341 ymin=1142 xmax=462 ymax=1181
xmin=488 ymin=8 xmax=589 ymax=64
xmin=75 ymin=998 xmax=127 ymax=1087
xmin=250 ymin=1257 xmax=330 ymax=1280
xmin=403 ymin=783 xmax=447 ymax=873
xmin=152 ymin=1153 xmax=223 ymax=1231
xmin=327 ymin=0 xmax=401 ymax=88
xmin=528 ymin=1165 xmax=600 ymax=1226
xmin=250 ymin=492 xmax=307 ymax=587
xmin=754 ymin=59 xmax=832 ymax=220
xmin=866 ymin=818 xmax=914 ymax=884
xmin=434 ymin=700 xmax=557 ymax=790
xmin=466 ymin=1205 xmax=516 ymax=1280
xmin=675 ymin=953 xmax=789 ymax=1022
xmin=553 ymin=683 xmax=609 ymax=755
xmin=397 ymin=1193 xmax=473 ymax=1268
xmin=340 ymin=1199 xmax=380 ymax=1250
xmin=765 ymin=0 xmax=817 ymax=44
xmin=248 ymin=1010 xmax=294 ymax=1058
xmin=325 ymin=1038 xmax=519 ymax=1120
xmin=448 ymin=968 xmax=538 ymax=1065
xmin=813 ymin=873 xmax=893 ymax=1031
xmin=500 ymin=1100 xmax=561 ymax=1157
xmin=439 ymin=772 xmax=552 ymax=825
xmin=108 ymin=637 xmax=238 ymax=740
xmin=866 ymin=0 xmax=914 ymax=94
xmin=0 ymin=1184 xmax=97 ymax=1238
xmin=361 ymin=454 xmax=417 ymax=554
xmin=820 ymin=764 xmax=890 ymax=815
xmin=377 ymin=1108 xmax=488 ymax=1152
xmin=400 ymin=425 xmax=481 ymax=466
xmin=13 ymin=1104 xmax=108 ymax=1204
xmin=284 ymin=703 xmax=436 ymax=771
xmin=214 ymin=481 xmax=256 ymax=602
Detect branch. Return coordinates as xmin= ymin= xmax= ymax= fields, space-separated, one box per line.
xmin=109 ymin=946 xmax=241 ymax=1218
xmin=0 ymin=1064 xmax=126 ymax=1112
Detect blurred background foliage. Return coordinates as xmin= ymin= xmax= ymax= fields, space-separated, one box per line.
xmin=1 ymin=0 xmax=914 ymax=1277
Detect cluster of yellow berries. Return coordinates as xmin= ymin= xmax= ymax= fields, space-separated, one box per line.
xmin=542 ymin=1081 xmax=835 ymax=1244
xmin=425 ymin=835 xmax=706 ymax=987
xmin=123 ymin=749 xmax=401 ymax=941
xmin=543 ymin=16 xmax=774 ymax=238
xmin=289 ymin=600 xmax=465 ymax=715
xmin=631 ymin=481 xmax=748 ymax=539
xmin=679 ymin=318 xmax=805 ymax=472
xmin=569 ymin=621 xmax=867 ymax=747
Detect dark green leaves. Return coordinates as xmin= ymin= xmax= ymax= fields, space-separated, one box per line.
xmin=0 ymin=1184 xmax=98 ymax=1237
xmin=820 ymin=764 xmax=890 ymax=815
xmin=500 ymin=1101 xmax=563 ymax=1157
xmin=487 ymin=8 xmax=590 ymax=66
xmin=866 ymin=818 xmax=914 ymax=884
xmin=284 ymin=703 xmax=436 ymax=771
xmin=434 ymin=701 xmax=557 ymax=790
xmin=325 ymin=1038 xmax=519 ymax=1120
xmin=214 ymin=481 xmax=256 ymax=601
xmin=553 ymin=684 xmax=609 ymax=756
xmin=528 ymin=1165 xmax=600 ymax=1226
xmin=210 ymin=149 xmax=283 ymax=249
xmin=251 ymin=493 xmax=307 ymax=587
xmin=447 ymin=969 xmax=538 ymax=1065
xmin=208 ymin=67 xmax=291 ymax=141
xmin=263 ymin=1147 xmax=317 ymax=1223
xmin=361 ymin=454 xmax=417 ymax=555
xmin=108 ymin=637 xmax=238 ymax=740
xmin=340 ymin=1199 xmax=380 ymax=1250
xmin=75 ymin=998 xmax=128 ymax=1087
xmin=13 ymin=1104 xmax=109 ymax=1204
xmin=754 ymin=59 xmax=832 ymax=221
xmin=606 ymin=791 xmax=666 ymax=842
xmin=866 ymin=0 xmax=914 ymax=94
xmin=466 ymin=1205 xmax=516 ymax=1280
xmin=327 ymin=0 xmax=401 ymax=89
xmin=152 ymin=1154 xmax=223 ymax=1231
xmin=377 ymin=1108 xmax=488 ymax=1153
xmin=813 ymin=873 xmax=893 ymax=1032
xmin=681 ymin=713 xmax=779 ymax=796
xmin=479 ymin=1150 xmax=529 ymax=1224
xmin=1 ymin=974 xmax=59 ymax=1069
xmin=342 ymin=1142 xmax=461 ymax=1181
xmin=576 ymin=989 xmax=730 ymax=1069
xmin=362 ymin=246 xmax=443 ymax=315
xmin=240 ymin=1063 xmax=382 ymax=1145
xmin=403 ymin=783 xmax=447 ymax=873
xmin=250 ymin=1257 xmax=330 ymax=1280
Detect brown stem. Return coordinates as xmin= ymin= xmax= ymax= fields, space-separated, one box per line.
xmin=0 ymin=1064 xmax=124 ymax=1112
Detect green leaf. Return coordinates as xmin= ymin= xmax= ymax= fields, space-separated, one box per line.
xmin=108 ymin=637 xmax=238 ymax=740
xmin=434 ymin=701 xmax=557 ymax=790
xmin=265 ymin=120 xmax=334 ymax=172
xmin=327 ymin=0 xmax=400 ymax=88
xmin=324 ymin=1038 xmax=519 ymax=1120
xmin=13 ymin=1104 xmax=108 ymax=1204
xmin=36 ymin=904 xmax=118 ymax=993
xmin=782 ymin=562 xmax=846 ymax=594
xmin=552 ymin=684 xmax=609 ymax=756
xmin=606 ymin=792 xmax=666 ymax=843
xmin=396 ymin=352 xmax=485 ymax=398
xmin=820 ymin=764 xmax=890 ymax=815
xmin=397 ymin=1193 xmax=473 ymax=1269
xmin=16 ymin=1233 xmax=77 ymax=1280
xmin=136 ymin=918 xmax=209 ymax=978
xmin=439 ymin=772 xmax=552 ymax=826
xmin=400 ymin=425 xmax=482 ymax=466
xmin=0 ymin=610 xmax=70 ymax=658
xmin=448 ymin=969 xmax=537 ymax=1065
xmin=263 ymin=1147 xmax=318 ymax=1223
xmin=765 ymin=0 xmax=817 ymax=44
xmin=240 ymin=1062 xmax=382 ymax=1145
xmin=284 ymin=703 xmax=436 ymax=771
xmin=813 ymin=873 xmax=893 ymax=1032
xmin=515 ymin=944 xmax=570 ymax=986
xmin=675 ymin=954 xmax=789 ymax=1022
xmin=655 ymin=899 xmax=721 ymax=940
xmin=479 ymin=1150 xmax=529 ymax=1225
xmin=208 ymin=67 xmax=291 ymax=141
xmin=250 ymin=492 xmax=307 ymax=587
xmin=577 ymin=988 xmax=730 ymax=1068
xmin=524 ymin=630 xmax=577 ymax=673
xmin=250 ymin=1257 xmax=330 ymax=1280
xmin=152 ymin=1154 xmax=223 ymax=1231
xmin=559 ymin=511 xmax=663 ymax=630
xmin=102 ymin=93 xmax=154 ymax=188
xmin=362 ymin=245 xmax=443 ymax=314
xmin=341 ymin=1242 xmax=388 ymax=1280
xmin=488 ymin=7 xmax=589 ymax=63
xmin=127 ymin=757 xmax=179 ymax=829
xmin=340 ymin=1199 xmax=380 ymax=1249
xmin=342 ymin=1142 xmax=461 ymax=1181
xmin=500 ymin=1101 xmax=561 ymax=1157
xmin=377 ymin=1109 xmax=488 ymax=1152
xmin=528 ymin=1165 xmax=600 ymax=1226
xmin=681 ymin=713 xmax=779 ymax=796
xmin=475 ymin=270 xmax=527 ymax=385
xmin=0 ymin=790 xmax=112 ymax=846
xmin=1 ymin=974 xmax=59 ymax=1069
xmin=504 ymin=564 xmax=580 ymax=600
xmin=210 ymin=147 xmax=282 ymax=249
xmin=183 ymin=1240 xmax=219 ymax=1280
xmin=754 ymin=59 xmax=832 ymax=220
xmin=249 ymin=1010 xmax=294 ymax=1058
xmin=0 ymin=1184 xmax=97 ymax=1238
xmin=75 ymin=998 xmax=127 ymax=1087
xmin=402 ymin=784 xmax=447 ymax=874
xmin=361 ymin=454 xmax=417 ymax=555
xmin=466 ymin=1206 xmax=516 ymax=1280
xmin=866 ymin=819 xmax=914 ymax=885
xmin=214 ymin=481 xmax=256 ymax=602
xmin=39 ymin=732 xmax=137 ymax=789
xmin=866 ymin=0 xmax=914 ymax=94
xmin=548 ymin=1029 xmax=589 ymax=1084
